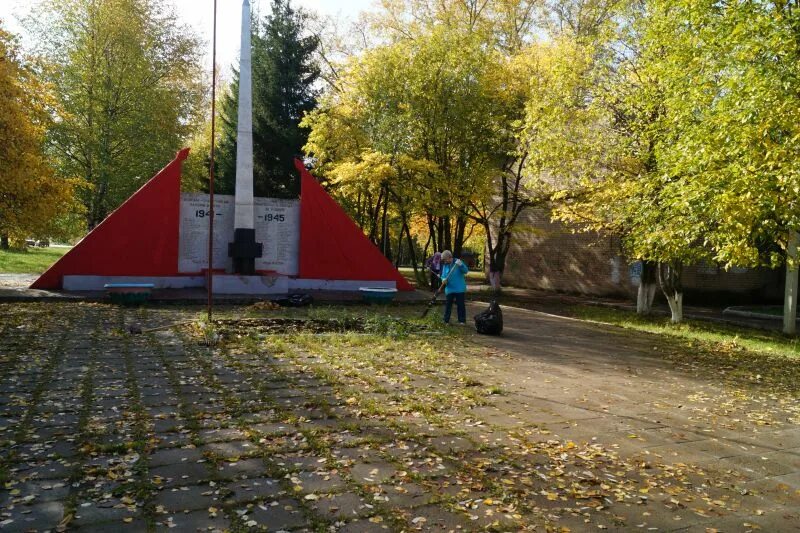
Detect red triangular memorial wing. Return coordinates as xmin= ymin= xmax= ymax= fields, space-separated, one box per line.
xmin=296 ymin=160 xmax=413 ymax=291
xmin=31 ymin=149 xmax=187 ymax=290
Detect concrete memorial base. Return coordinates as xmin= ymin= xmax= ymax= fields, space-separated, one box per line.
xmin=289 ymin=279 xmax=396 ymax=291
xmin=64 ymin=276 xmax=205 ymax=291
xmin=212 ymin=274 xmax=288 ymax=295
xmin=60 ymin=275 xmax=400 ymax=295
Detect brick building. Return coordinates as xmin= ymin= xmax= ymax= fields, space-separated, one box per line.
xmin=500 ymin=208 xmax=783 ymax=303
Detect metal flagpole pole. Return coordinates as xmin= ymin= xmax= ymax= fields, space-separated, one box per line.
xmin=207 ymin=0 xmax=218 ymax=321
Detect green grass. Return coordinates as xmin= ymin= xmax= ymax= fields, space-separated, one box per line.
xmin=574 ymin=305 xmax=800 ymax=360
xmin=0 ymin=247 xmax=70 ymax=274
xmin=730 ymin=305 xmax=783 ymax=317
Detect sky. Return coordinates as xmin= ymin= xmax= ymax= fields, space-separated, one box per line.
xmin=0 ymin=0 xmax=374 ymax=72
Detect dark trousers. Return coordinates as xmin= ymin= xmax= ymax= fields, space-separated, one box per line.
xmin=443 ymin=292 xmax=466 ymax=323
xmin=430 ymin=272 xmax=440 ymax=291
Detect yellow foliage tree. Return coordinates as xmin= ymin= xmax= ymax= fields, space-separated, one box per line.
xmin=304 ymin=25 xmax=518 ymax=277
xmin=307 ymin=1 xmax=548 ymax=286
xmin=0 ymin=22 xmax=82 ymax=248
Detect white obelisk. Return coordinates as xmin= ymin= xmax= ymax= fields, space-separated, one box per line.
xmin=235 ymin=0 xmax=253 ymax=230
xmin=229 ymin=0 xmax=261 ymax=274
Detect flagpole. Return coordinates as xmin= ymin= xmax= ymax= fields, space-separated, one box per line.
xmin=207 ymin=0 xmax=218 ymax=321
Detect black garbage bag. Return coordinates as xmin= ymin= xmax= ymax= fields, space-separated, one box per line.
xmin=474 ymin=300 xmax=503 ymax=335
xmin=276 ymin=293 xmax=314 ymax=308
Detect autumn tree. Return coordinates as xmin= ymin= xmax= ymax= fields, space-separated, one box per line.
xmin=542 ymin=0 xmax=627 ymax=38
xmin=364 ymin=0 xmax=546 ymax=286
xmin=306 ymin=3 xmax=550 ymax=283
xmin=28 ymin=0 xmax=205 ymax=229
xmin=464 ymin=50 xmax=545 ymax=290
xmin=638 ymin=0 xmax=800 ymax=331
xmin=182 ymin=116 xmax=217 ymax=194
xmin=369 ymin=0 xmax=540 ymax=48
xmin=303 ymin=34 xmax=440 ymax=272
xmin=215 ymin=0 xmax=319 ymax=199
xmin=524 ymin=2 xmax=699 ymax=320
xmin=304 ymin=25 xmax=508 ymax=270
xmin=182 ymin=73 xmax=228 ymax=194
xmin=538 ymin=0 xmax=800 ymax=325
xmin=0 ymin=22 xmax=82 ymax=248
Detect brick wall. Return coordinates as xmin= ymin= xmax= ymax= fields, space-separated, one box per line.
xmin=682 ymin=262 xmax=783 ymax=301
xmin=499 ymin=208 xmax=783 ymax=301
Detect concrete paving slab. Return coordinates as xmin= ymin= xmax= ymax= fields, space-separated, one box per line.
xmin=154 ymin=483 xmax=224 ymax=512
xmin=308 ymin=491 xmax=374 ymax=520
xmin=159 ymin=508 xmax=230 ymax=531
xmin=242 ymin=498 xmax=308 ymax=531
xmin=223 ymin=476 xmax=283 ymax=503
xmin=2 ymin=301 xmax=799 ymax=532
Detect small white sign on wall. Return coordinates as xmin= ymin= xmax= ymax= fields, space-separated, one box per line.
xmin=178 ymin=193 xmax=299 ymax=275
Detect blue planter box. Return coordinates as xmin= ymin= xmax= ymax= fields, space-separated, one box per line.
xmin=359 ymin=287 xmax=397 ymax=304
xmin=104 ymin=283 xmax=154 ymax=305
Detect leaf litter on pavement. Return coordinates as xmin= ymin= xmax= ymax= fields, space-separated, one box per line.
xmin=1 ymin=303 xmax=797 ymax=531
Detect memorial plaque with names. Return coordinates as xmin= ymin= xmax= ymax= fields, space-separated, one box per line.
xmin=253 ymin=198 xmax=299 ymax=274
xmin=179 ymin=193 xmax=232 ymax=273
xmin=178 ymin=193 xmax=299 ymax=275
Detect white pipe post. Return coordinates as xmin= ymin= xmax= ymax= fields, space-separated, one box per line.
xmin=784 ymin=230 xmax=798 ymax=335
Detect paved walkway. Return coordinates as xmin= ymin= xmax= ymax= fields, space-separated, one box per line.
xmin=0 ymin=275 xmax=37 ymax=289
xmin=463 ymin=303 xmax=800 ymax=530
xmin=0 ymin=302 xmax=798 ymax=531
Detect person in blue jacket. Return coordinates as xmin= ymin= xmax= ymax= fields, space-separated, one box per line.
xmin=440 ymin=250 xmax=469 ymax=325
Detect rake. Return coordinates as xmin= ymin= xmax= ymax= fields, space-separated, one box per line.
xmin=421 ymin=262 xmax=459 ymax=318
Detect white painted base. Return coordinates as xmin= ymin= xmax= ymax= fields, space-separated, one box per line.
xmin=63 ymin=275 xmax=205 ymax=291
xmin=288 ymin=279 xmax=396 ymax=291
xmin=212 ymin=275 xmax=288 ymax=295
xmin=61 ymin=275 xmax=400 ymax=294
xmin=784 ymin=230 xmax=798 ymax=335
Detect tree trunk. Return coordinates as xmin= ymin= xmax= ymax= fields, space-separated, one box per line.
xmin=453 ymin=216 xmax=467 ymax=256
xmin=89 ymin=180 xmax=108 ymax=229
xmin=489 ymin=247 xmax=506 ymax=292
xmin=483 ymin=221 xmax=498 ymax=290
xmin=403 ymin=222 xmax=419 ymax=278
xmin=355 ymin=191 xmax=364 ymax=229
xmin=475 ymin=155 xmax=534 ymax=293
xmin=495 ymin=228 xmax=514 ymax=290
xmin=657 ymin=261 xmax=684 ymax=323
xmin=664 ymin=291 xmax=683 ymax=323
xmin=636 ymin=261 xmax=658 ymax=315
xmin=484 ymin=223 xmax=513 ymax=293
xmin=0 ymin=235 xmax=8 ymax=250
xmin=394 ymin=225 xmax=404 ymax=268
xmin=784 ymin=230 xmax=798 ymax=335
xmin=489 ymin=271 xmax=502 ymax=290
xmin=379 ymin=186 xmax=389 ymax=258
xmin=368 ymin=188 xmax=384 ymax=245
xmin=426 ymin=215 xmax=436 ymax=253
xmin=422 ymin=232 xmax=432 ymax=263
